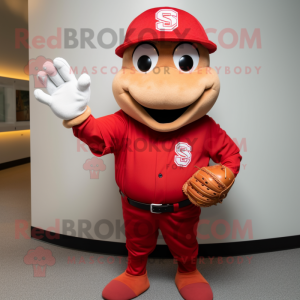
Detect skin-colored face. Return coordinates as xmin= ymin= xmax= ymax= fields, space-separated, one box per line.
xmin=112 ymin=41 xmax=220 ymax=132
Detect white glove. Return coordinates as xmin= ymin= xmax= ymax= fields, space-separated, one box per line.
xmin=34 ymin=57 xmax=91 ymax=120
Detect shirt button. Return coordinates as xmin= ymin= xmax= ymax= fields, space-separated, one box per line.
xmin=158 ymin=173 xmax=163 ymax=178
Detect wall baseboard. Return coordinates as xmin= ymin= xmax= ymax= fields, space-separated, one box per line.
xmin=31 ymin=226 xmax=300 ymax=258
xmin=0 ymin=157 xmax=30 ymax=170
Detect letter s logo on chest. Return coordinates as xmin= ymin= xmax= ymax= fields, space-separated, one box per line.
xmin=155 ymin=9 xmax=178 ymax=31
xmin=174 ymin=142 xmax=192 ymax=167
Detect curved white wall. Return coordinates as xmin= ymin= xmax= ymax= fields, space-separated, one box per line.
xmin=29 ymin=0 xmax=300 ymax=245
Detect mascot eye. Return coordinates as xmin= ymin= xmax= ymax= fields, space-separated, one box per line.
xmin=173 ymin=43 xmax=199 ymax=73
xmin=132 ymin=43 xmax=159 ymax=73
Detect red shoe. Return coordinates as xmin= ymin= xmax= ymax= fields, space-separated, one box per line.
xmin=102 ymin=271 xmax=150 ymax=300
xmin=175 ymin=269 xmax=213 ymax=300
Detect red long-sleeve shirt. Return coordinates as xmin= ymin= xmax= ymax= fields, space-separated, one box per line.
xmin=73 ymin=110 xmax=242 ymax=204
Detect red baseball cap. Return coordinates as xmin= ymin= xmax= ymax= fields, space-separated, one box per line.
xmin=115 ymin=7 xmax=217 ymax=57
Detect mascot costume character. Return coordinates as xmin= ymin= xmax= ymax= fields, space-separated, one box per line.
xmin=34 ymin=7 xmax=242 ymax=300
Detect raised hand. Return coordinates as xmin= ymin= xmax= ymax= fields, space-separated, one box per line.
xmin=34 ymin=57 xmax=91 ymax=120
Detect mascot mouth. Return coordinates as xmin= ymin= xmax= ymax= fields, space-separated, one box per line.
xmin=141 ymin=105 xmax=191 ymax=123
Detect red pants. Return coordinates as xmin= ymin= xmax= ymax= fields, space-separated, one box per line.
xmin=121 ymin=194 xmax=201 ymax=276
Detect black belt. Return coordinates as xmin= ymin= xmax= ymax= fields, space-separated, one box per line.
xmin=120 ymin=190 xmax=191 ymax=213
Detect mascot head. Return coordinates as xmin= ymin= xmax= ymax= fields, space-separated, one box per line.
xmin=112 ymin=7 xmax=220 ymax=132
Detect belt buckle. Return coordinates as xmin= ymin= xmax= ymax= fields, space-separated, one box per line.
xmin=150 ymin=203 xmax=162 ymax=214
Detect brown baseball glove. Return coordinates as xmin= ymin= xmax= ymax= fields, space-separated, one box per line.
xmin=182 ymin=164 xmax=235 ymax=207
